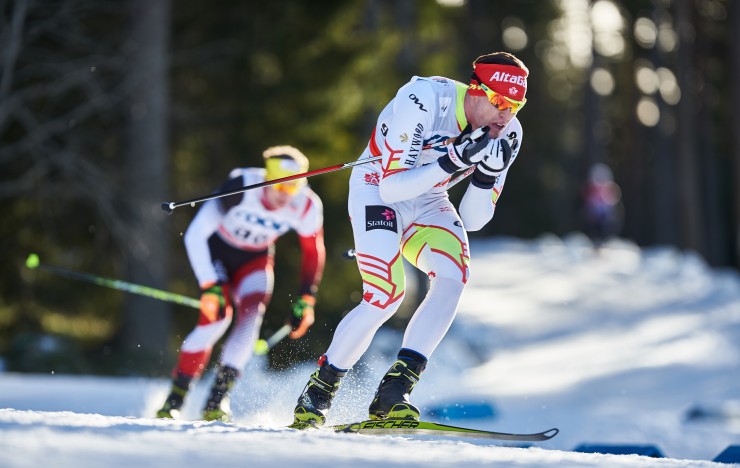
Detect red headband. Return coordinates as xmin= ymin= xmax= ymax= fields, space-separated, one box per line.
xmin=470 ymin=63 xmax=528 ymax=101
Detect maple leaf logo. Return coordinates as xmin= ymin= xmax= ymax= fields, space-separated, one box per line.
xmin=509 ymin=87 xmax=518 ymax=96
xmin=364 ymin=172 xmax=380 ymax=185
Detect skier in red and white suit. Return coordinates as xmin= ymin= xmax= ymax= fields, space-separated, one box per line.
xmin=293 ymin=51 xmax=529 ymax=427
xmin=157 ymin=146 xmax=325 ymax=422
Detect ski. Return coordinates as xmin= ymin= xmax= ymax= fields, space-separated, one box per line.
xmin=327 ymin=419 xmax=559 ymax=442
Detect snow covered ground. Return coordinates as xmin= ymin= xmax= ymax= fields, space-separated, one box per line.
xmin=1 ymin=235 xmax=739 ymax=467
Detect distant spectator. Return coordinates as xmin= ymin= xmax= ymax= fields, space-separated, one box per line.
xmin=581 ymin=163 xmax=623 ymax=247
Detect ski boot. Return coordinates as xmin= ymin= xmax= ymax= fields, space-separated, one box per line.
xmin=292 ymin=357 xmax=346 ymax=429
xmin=202 ymin=364 xmax=239 ymax=422
xmin=156 ymin=373 xmax=193 ymax=419
xmin=368 ymin=348 xmax=427 ymax=421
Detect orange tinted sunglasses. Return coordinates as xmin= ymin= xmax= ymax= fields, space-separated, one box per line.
xmin=272 ymin=182 xmax=301 ymax=195
xmin=479 ymin=82 xmax=526 ymax=114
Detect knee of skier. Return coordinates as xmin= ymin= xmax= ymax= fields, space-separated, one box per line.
xmin=234 ymin=292 xmax=269 ymax=320
xmin=357 ymin=258 xmax=406 ymax=311
xmin=181 ymin=316 xmax=232 ymax=353
xmin=361 ymin=285 xmax=405 ymax=314
xmin=429 ymin=275 xmax=465 ymax=298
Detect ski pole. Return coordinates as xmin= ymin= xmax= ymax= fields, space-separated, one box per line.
xmin=24 ymin=253 xmax=288 ymax=354
xmin=161 ymin=127 xmax=488 ymax=214
xmin=161 ymin=156 xmax=382 ymax=214
xmin=254 ymin=324 xmax=293 ymax=355
xmin=25 ymin=253 xmax=201 ymax=308
xmin=447 ymin=165 xmax=477 ymax=188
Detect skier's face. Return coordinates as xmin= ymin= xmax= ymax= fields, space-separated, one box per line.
xmin=467 ymin=94 xmax=515 ymax=139
xmin=264 ymin=185 xmax=295 ymax=209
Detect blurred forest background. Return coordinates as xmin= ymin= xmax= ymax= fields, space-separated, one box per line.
xmin=1 ymin=0 xmax=738 ymax=375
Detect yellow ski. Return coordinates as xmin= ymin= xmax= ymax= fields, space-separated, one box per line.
xmin=329 ymin=420 xmax=559 ymax=442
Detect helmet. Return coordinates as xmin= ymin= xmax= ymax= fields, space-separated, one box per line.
xmin=263 ymin=146 xmax=309 ymax=194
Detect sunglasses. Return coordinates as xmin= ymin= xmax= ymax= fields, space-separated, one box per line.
xmin=272 ymin=181 xmax=301 ymax=195
xmin=479 ymin=82 xmax=527 ymax=114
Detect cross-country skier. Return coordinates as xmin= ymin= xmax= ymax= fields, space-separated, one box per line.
xmin=157 ymin=146 xmax=325 ymax=422
xmin=292 ymin=51 xmax=528 ymax=427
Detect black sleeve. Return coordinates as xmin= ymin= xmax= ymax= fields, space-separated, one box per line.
xmin=215 ymin=176 xmax=246 ymax=213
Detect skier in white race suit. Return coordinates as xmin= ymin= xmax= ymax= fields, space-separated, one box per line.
xmin=292 ymin=51 xmax=529 ymax=427
xmin=157 ymin=146 xmax=325 ymax=422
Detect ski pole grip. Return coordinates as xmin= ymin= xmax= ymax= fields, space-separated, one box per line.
xmin=469 ymin=126 xmax=490 ymax=142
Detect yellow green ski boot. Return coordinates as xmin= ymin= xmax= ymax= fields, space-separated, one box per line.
xmin=202 ymin=364 xmax=239 ymax=423
xmin=156 ymin=374 xmax=192 ymax=419
xmin=368 ymin=348 xmax=427 ymax=420
xmin=291 ymin=358 xmax=346 ymax=429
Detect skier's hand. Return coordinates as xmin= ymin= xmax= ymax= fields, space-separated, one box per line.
xmin=472 ymin=138 xmax=513 ymax=189
xmin=288 ymin=294 xmax=315 ymax=339
xmin=199 ymin=283 xmax=230 ymax=323
xmin=438 ymin=125 xmax=491 ymax=174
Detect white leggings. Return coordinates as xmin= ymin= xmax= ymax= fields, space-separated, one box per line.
xmin=326 ymin=276 xmax=465 ymax=369
xmin=324 ymin=168 xmax=470 ymax=370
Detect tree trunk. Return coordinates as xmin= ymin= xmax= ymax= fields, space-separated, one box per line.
xmin=674 ymin=1 xmax=704 ymax=255
xmin=730 ymin=0 xmax=740 ymax=267
xmin=119 ymin=0 xmax=172 ymax=373
xmin=695 ymin=11 xmax=726 ymax=266
xmin=651 ymin=4 xmax=678 ymax=247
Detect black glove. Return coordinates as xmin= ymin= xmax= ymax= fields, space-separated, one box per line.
xmin=471 ymin=138 xmax=513 ymax=189
xmin=438 ymin=125 xmax=491 ymax=174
